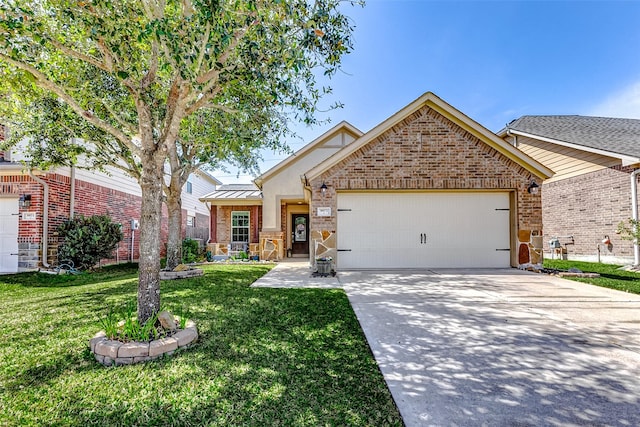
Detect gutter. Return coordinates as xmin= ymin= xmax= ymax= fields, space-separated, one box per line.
xmin=69 ymin=165 xmax=75 ymax=219
xmin=28 ymin=170 xmax=50 ymax=268
xmin=632 ymin=168 xmax=640 ymax=266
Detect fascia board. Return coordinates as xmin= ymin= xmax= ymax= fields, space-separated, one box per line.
xmin=508 ymin=129 xmax=640 ymax=167
xmin=255 ymin=121 xmax=363 ymax=185
xmin=306 ymin=92 xmax=554 ymax=181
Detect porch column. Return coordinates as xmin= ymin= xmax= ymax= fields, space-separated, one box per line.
xmin=251 ymin=205 xmax=259 ymax=243
xmin=209 ymin=205 xmax=217 ymax=243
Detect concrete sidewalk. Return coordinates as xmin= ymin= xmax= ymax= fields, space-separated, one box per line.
xmin=251 ymin=259 xmax=341 ymax=288
xmin=252 ymin=263 xmax=640 ymax=426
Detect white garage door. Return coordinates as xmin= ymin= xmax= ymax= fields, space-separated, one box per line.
xmin=336 ymin=192 xmax=511 ymax=269
xmin=0 ymin=198 xmax=20 ymax=273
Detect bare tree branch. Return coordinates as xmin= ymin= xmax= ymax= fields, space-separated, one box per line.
xmin=141 ymin=41 xmax=159 ymax=89
xmin=195 ymin=22 xmax=211 ymax=73
xmin=195 ymin=26 xmax=249 ymax=86
xmin=185 ymin=86 xmax=223 ymax=115
xmin=0 ymin=53 xmax=137 ymax=152
xmin=157 ymin=76 xmax=191 ymax=158
xmin=50 ymin=39 xmax=113 ymax=73
xmin=200 ymin=102 xmax=239 ymax=114
xmin=96 ymin=38 xmax=118 ymax=72
xmin=100 ymin=99 xmax=138 ymax=137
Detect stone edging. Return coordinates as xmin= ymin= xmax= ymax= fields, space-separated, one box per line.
xmin=557 ymin=272 xmax=600 ymax=278
xmin=160 ymin=269 xmax=204 ymax=280
xmin=89 ymin=320 xmax=198 ymax=366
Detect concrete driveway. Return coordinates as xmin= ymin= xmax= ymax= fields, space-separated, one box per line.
xmin=338 ymin=269 xmax=640 ymax=427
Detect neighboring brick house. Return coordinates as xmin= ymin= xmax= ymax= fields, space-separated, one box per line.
xmin=499 ymin=116 xmax=640 ymax=265
xmin=202 ymin=92 xmax=552 ymax=269
xmin=0 ymin=131 xmax=221 ymax=273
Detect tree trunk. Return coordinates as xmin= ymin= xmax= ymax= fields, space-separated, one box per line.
xmin=137 ymin=160 xmax=164 ymax=325
xmin=165 ymin=190 xmax=183 ymax=270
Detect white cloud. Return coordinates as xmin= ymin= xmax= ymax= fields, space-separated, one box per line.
xmin=590 ymin=81 xmax=640 ymax=119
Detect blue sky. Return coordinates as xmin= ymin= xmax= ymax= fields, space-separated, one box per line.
xmin=215 ymin=0 xmax=640 ymax=183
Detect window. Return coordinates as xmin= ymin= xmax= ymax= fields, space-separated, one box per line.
xmin=231 ymin=211 xmax=250 ymax=242
xmin=186 ymin=215 xmax=195 ymax=227
xmin=186 ymin=181 xmax=193 ymax=194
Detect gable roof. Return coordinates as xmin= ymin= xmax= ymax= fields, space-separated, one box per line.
xmin=194 ymin=169 xmax=223 ymax=185
xmin=254 ymin=121 xmax=363 ymax=188
xmin=305 ymin=92 xmax=553 ymax=181
xmin=199 ymin=183 xmax=262 ymax=204
xmin=502 ymin=115 xmax=640 ymax=165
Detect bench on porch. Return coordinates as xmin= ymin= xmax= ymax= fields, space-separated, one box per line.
xmin=228 ymin=241 xmax=249 ymax=259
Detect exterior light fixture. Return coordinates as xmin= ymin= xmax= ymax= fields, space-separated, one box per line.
xmin=527 ymin=180 xmax=539 ymax=195
xmin=320 ymin=182 xmax=328 ymax=194
xmin=19 ymin=194 xmax=31 ymax=208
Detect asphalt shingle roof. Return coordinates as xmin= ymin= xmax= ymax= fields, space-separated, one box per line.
xmin=506 ymin=115 xmax=640 ymax=159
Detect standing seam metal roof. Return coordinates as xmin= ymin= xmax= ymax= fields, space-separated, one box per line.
xmin=199 ymin=184 xmax=261 ymax=200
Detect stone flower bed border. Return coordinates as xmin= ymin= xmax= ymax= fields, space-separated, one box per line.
xmin=160 ymin=268 xmax=204 ymax=280
xmin=89 ymin=320 xmax=198 ymax=366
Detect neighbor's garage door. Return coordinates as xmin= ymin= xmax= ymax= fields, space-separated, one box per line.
xmin=336 ymin=192 xmax=511 ymax=269
xmin=0 ymin=198 xmax=20 ymax=273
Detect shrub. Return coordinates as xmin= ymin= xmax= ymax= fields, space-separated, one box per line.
xmin=57 ymin=214 xmax=123 ymax=270
xmin=618 ymin=218 xmax=640 ymax=242
xmin=182 ymin=238 xmax=200 ymax=263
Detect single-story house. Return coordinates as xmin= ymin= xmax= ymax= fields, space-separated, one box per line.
xmin=201 ymin=92 xmax=553 ymax=269
xmin=0 ymin=127 xmax=220 ymax=273
xmin=499 ymin=115 xmax=640 ymax=264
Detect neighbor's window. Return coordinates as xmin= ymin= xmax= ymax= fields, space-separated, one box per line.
xmin=231 ymin=211 xmax=250 ymax=242
xmin=186 ymin=181 xmax=193 ymax=194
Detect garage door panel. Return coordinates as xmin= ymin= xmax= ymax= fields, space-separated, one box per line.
xmin=0 ymin=199 xmax=20 ymax=273
xmin=337 ymin=192 xmax=510 ymax=269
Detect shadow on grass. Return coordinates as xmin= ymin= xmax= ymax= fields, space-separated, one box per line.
xmin=598 ymin=273 xmax=639 ymax=282
xmin=1 ymin=264 xmax=402 ymax=426
xmin=0 ymin=263 xmax=140 ymax=288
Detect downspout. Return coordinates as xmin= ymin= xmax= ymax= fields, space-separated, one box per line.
xmin=28 ymin=171 xmax=50 ymax=268
xmin=505 ymin=129 xmax=517 ymax=147
xmin=631 ymin=168 xmax=640 ymax=266
xmin=205 ymin=201 xmax=211 ymax=243
xmin=69 ymin=165 xmax=75 ymax=219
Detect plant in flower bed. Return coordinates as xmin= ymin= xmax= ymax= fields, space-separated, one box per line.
xmin=0 ymin=263 xmax=402 ymax=426
xmin=99 ymin=303 xmax=183 ymax=343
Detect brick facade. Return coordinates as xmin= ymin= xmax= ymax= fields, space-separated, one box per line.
xmin=542 ymin=165 xmax=640 ymax=262
xmin=309 ymin=105 xmax=544 ymax=266
xmin=207 ymin=205 xmax=262 ymax=258
xmin=1 ymin=172 xmax=198 ymax=270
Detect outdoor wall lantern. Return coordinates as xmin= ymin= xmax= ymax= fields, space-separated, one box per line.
xmin=527 ymin=180 xmax=540 ymax=195
xmin=19 ymin=194 xmax=32 ymax=208
xmin=320 ymin=182 xmax=328 ymax=195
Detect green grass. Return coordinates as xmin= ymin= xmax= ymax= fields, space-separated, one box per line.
xmin=543 ymin=259 xmax=640 ymax=294
xmin=0 ymin=264 xmax=402 ymax=426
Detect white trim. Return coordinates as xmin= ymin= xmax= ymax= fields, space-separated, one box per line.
xmin=231 ymin=210 xmax=250 ymax=243
xmin=305 ymin=92 xmax=554 ymax=181
xmin=255 ymin=121 xmax=363 ymax=187
xmin=507 ymin=129 xmax=640 ymax=167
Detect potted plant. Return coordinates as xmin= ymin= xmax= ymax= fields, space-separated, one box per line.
xmin=315 ymin=256 xmax=333 ymax=276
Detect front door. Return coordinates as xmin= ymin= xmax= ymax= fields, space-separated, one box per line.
xmin=291 ymin=214 xmax=309 ymax=256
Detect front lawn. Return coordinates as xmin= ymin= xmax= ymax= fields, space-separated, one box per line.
xmin=0 ymin=264 xmax=402 ymax=426
xmin=543 ymin=259 xmax=640 ymax=294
